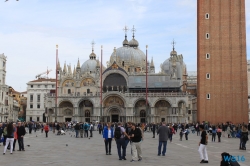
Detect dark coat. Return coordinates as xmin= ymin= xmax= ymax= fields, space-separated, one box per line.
xmin=17 ymin=126 xmax=26 ymax=137
xmin=157 ymin=125 xmax=170 ymax=142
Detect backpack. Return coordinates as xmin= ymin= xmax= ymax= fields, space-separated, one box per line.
xmin=84 ymin=124 xmax=88 ymax=130
xmin=114 ymin=127 xmax=122 ymax=139
xmin=169 ymin=128 xmax=173 ymax=135
xmin=212 ymin=129 xmax=216 ymax=134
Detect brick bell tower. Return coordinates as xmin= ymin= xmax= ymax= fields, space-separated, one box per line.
xmin=197 ymin=0 xmax=248 ymax=124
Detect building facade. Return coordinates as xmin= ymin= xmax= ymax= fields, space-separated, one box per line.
xmin=26 ymin=78 xmax=55 ymax=122
xmin=45 ymin=31 xmax=191 ymax=123
xmin=197 ymin=0 xmax=248 ymax=124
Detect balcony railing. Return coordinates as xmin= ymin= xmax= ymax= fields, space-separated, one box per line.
xmin=46 ymin=92 xmax=188 ymax=98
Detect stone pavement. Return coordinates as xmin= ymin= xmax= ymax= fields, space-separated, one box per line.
xmin=0 ymin=130 xmax=249 ymax=166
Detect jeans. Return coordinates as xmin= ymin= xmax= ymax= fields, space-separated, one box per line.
xmin=105 ymin=138 xmax=112 ymax=154
xmin=84 ymin=130 xmax=88 ymax=137
xmin=185 ymin=133 xmax=188 ymax=140
xmin=212 ymin=133 xmax=216 ymax=142
xmin=197 ymin=130 xmax=200 ymax=136
xmin=4 ymin=138 xmax=14 ymax=153
xmin=13 ymin=139 xmax=16 ymax=150
xmin=158 ymin=141 xmax=167 ymax=155
xmin=90 ymin=130 xmax=93 ymax=137
xmin=45 ymin=131 xmax=48 ymax=137
xmin=240 ymin=138 xmax=246 ymax=149
xmin=152 ymin=130 xmax=155 ymax=137
xmin=116 ymin=138 xmax=126 ymax=159
xmin=18 ymin=136 xmax=24 ymax=150
xmin=169 ymin=134 xmax=173 ymax=142
xmin=75 ymin=130 xmax=79 ymax=138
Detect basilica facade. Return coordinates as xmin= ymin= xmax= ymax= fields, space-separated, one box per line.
xmin=45 ymin=30 xmax=190 ymax=123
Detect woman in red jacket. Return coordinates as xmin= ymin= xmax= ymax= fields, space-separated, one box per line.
xmin=44 ymin=123 xmax=49 ymax=138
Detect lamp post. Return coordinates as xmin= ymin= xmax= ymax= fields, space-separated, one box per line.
xmin=55 ymin=45 xmax=58 ymax=122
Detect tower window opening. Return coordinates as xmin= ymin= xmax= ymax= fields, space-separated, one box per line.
xmin=206 ymin=33 xmax=210 ymax=39
xmin=206 ymin=53 xmax=210 ymax=59
xmin=207 ymin=94 xmax=210 ymax=99
xmin=205 ymin=13 xmax=209 ymax=19
xmin=206 ymin=73 xmax=210 ymax=79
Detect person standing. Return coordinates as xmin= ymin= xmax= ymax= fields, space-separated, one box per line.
xmin=129 ymin=123 xmax=142 ymax=162
xmin=3 ymin=123 xmax=15 ymax=155
xmin=152 ymin=122 xmax=156 ymax=138
xmin=79 ymin=123 xmax=84 ymax=138
xmin=103 ymin=122 xmax=114 ymax=155
xmin=17 ymin=122 xmax=25 ymax=151
xmin=211 ymin=126 xmax=216 ymax=142
xmin=114 ymin=122 xmax=130 ymax=160
xmin=44 ymin=123 xmax=49 ymax=138
xmin=13 ymin=123 xmax=17 ymax=151
xmin=168 ymin=125 xmax=175 ymax=143
xmin=240 ymin=125 xmax=249 ymax=150
xmin=183 ymin=127 xmax=189 ymax=140
xmin=89 ymin=122 xmax=93 ymax=137
xmin=198 ymin=125 xmax=208 ymax=163
xmin=157 ymin=121 xmax=170 ymax=156
xmin=74 ymin=122 xmax=80 ymax=138
xmin=217 ymin=126 xmax=222 ymax=142
xmin=84 ymin=123 xmax=89 ymax=138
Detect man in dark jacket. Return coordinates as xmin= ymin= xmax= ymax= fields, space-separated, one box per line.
xmin=129 ymin=123 xmax=142 ymax=162
xmin=152 ymin=122 xmax=156 ymax=138
xmin=17 ymin=122 xmax=26 ymax=151
xmin=0 ymin=123 xmax=3 ymax=145
xmin=157 ymin=121 xmax=170 ymax=156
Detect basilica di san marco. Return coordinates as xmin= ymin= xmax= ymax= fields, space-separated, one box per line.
xmin=45 ymin=28 xmax=190 ymax=123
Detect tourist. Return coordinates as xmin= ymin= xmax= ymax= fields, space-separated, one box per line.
xmin=239 ymin=125 xmax=249 ymax=150
xmin=17 ymin=122 xmax=25 ymax=151
xmin=198 ymin=125 xmax=208 ymax=164
xmin=114 ymin=122 xmax=129 ymax=160
xmin=3 ymin=124 xmax=7 ymax=146
xmin=13 ymin=123 xmax=17 ymax=151
xmin=28 ymin=122 xmax=33 ymax=134
xmin=3 ymin=122 xmax=15 ymax=155
xmin=196 ymin=122 xmax=200 ymax=136
xmin=79 ymin=122 xmax=84 ymax=138
xmin=129 ymin=123 xmax=142 ymax=162
xmin=98 ymin=123 xmax=103 ymax=135
xmin=226 ymin=125 xmax=231 ymax=138
xmin=183 ymin=127 xmax=189 ymax=140
xmin=168 ymin=125 xmax=175 ymax=143
xmin=0 ymin=123 xmax=4 ymax=146
xmin=157 ymin=121 xmax=170 ymax=156
xmin=179 ymin=128 xmax=184 ymax=141
xmin=211 ymin=126 xmax=216 ymax=142
xmin=217 ymin=126 xmax=222 ymax=142
xmin=125 ymin=122 xmax=132 ymax=147
xmin=152 ymin=122 xmax=156 ymax=138
xmin=248 ymin=123 xmax=250 ymax=135
xmin=44 ymin=123 xmax=49 ymax=138
xmin=103 ymin=122 xmax=114 ymax=155
xmin=74 ymin=122 xmax=80 ymax=138
xmin=89 ymin=122 xmax=93 ymax=137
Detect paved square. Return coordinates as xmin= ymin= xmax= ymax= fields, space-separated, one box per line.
xmin=1 ymin=130 xmax=249 ymax=166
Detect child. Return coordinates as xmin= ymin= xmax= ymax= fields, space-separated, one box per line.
xmin=180 ymin=129 xmax=183 ymax=141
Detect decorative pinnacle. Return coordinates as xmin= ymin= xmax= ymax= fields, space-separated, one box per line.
xmin=123 ymin=25 xmax=129 ymax=35
xmin=131 ymin=25 xmax=136 ymax=39
xmin=171 ymin=39 xmax=176 ymax=51
xmin=146 ymin=45 xmax=148 ymax=49
xmin=91 ymin=40 xmax=95 ymax=53
xmin=56 ymin=45 xmax=58 ymax=49
xmin=101 ymin=45 xmax=103 ymax=49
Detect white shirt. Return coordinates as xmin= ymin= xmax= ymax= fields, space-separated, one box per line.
xmin=108 ymin=129 xmax=111 ymax=138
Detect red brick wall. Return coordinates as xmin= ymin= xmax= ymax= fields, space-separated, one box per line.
xmin=197 ymin=0 xmax=248 ymax=124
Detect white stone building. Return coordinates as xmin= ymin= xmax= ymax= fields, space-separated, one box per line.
xmin=26 ymin=78 xmax=55 ymax=122
xmin=45 ymin=30 xmax=191 ymax=123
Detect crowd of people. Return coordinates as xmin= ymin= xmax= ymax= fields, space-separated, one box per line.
xmin=0 ymin=121 xmax=249 ymax=165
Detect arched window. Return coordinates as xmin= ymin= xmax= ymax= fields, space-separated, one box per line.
xmin=140 ymin=110 xmax=146 ymax=117
xmin=85 ymin=110 xmax=90 ymax=117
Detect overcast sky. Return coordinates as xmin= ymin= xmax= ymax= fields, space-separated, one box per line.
xmin=0 ymin=0 xmax=250 ymax=92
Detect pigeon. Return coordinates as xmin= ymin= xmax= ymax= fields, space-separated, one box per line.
xmin=71 ymin=135 xmax=72 ymax=137
xmin=36 ymin=135 xmax=37 ymax=137
xmin=27 ymin=145 xmax=30 ymax=147
xmin=66 ymin=144 xmax=68 ymax=146
xmin=89 ymin=137 xmax=90 ymax=139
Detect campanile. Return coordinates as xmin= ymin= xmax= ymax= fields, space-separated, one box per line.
xmin=197 ymin=0 xmax=248 ymax=124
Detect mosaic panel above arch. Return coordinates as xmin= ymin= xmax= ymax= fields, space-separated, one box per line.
xmin=104 ymin=96 xmax=124 ymax=107
xmin=155 ymin=100 xmax=171 ymax=107
xmin=80 ymin=78 xmax=95 ymax=86
xmin=62 ymin=79 xmax=76 ymax=87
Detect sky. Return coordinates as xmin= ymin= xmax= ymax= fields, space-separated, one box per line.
xmin=0 ymin=0 xmax=249 ymax=92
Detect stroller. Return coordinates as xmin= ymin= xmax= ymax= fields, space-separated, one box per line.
xmin=57 ymin=129 xmax=66 ymax=135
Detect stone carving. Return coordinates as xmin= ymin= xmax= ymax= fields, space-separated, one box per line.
xmin=104 ymin=96 xmax=124 ymax=107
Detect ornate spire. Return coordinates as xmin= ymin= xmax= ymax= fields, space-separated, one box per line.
xmin=171 ymin=39 xmax=176 ymax=51
xmin=68 ymin=64 xmax=72 ymax=75
xmin=123 ymin=25 xmax=129 ymax=46
xmin=77 ymin=58 xmax=80 ymax=68
xmin=57 ymin=59 xmax=61 ymax=70
xmin=131 ymin=25 xmax=136 ymax=39
xmin=73 ymin=65 xmax=76 ymax=76
xmin=96 ymin=57 xmax=100 ymax=68
xmin=63 ymin=61 xmax=67 ymax=73
xmin=150 ymin=57 xmax=154 ymax=67
xmin=89 ymin=40 xmax=96 ymax=59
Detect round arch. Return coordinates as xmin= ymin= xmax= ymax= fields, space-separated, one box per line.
xmin=103 ymin=73 xmax=127 ymax=92
xmin=61 ymin=79 xmax=76 ymax=87
xmin=103 ymin=95 xmax=125 ymax=108
xmin=154 ymin=99 xmax=172 ymax=108
xmin=80 ymin=77 xmax=95 ymax=87
xmin=103 ymin=94 xmax=126 ymax=107
xmin=153 ymin=98 xmax=172 ymax=107
xmin=59 ymin=100 xmax=74 ymax=107
xmin=77 ymin=98 xmax=95 ymax=107
xmin=133 ymin=98 xmax=151 ymax=107
xmin=177 ymin=100 xmax=186 ymax=107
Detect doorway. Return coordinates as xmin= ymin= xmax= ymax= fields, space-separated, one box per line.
xmin=65 ymin=118 xmax=71 ymax=122
xmin=112 ymin=115 xmax=119 ymax=122
xmin=161 ymin=118 xmax=165 ymax=122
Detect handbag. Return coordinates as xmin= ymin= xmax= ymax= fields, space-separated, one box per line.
xmin=236 ymin=132 xmax=241 ymax=138
xmin=0 ymin=137 xmax=4 ymax=143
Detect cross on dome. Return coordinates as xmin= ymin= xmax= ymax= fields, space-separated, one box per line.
xmin=171 ymin=39 xmax=176 ymax=51
xmin=131 ymin=25 xmax=136 ymax=39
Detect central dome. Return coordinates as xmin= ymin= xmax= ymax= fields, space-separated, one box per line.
xmin=110 ymin=46 xmax=146 ymax=68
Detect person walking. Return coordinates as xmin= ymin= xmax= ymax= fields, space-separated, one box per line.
xmin=3 ymin=123 xmax=15 ymax=155
xmin=0 ymin=123 xmax=3 ymax=145
xmin=239 ymin=125 xmax=249 ymax=150
xmin=79 ymin=123 xmax=84 ymax=138
xmin=211 ymin=126 xmax=216 ymax=142
xmin=17 ymin=122 xmax=26 ymax=151
xmin=183 ymin=127 xmax=189 ymax=140
xmin=13 ymin=123 xmax=17 ymax=151
xmin=168 ymin=125 xmax=175 ymax=143
xmin=44 ymin=123 xmax=49 ymax=138
xmin=74 ymin=122 xmax=80 ymax=138
xmin=84 ymin=123 xmax=89 ymax=138
xmin=89 ymin=123 xmax=93 ymax=137
xmin=152 ymin=122 xmax=156 ymax=138
xmin=98 ymin=123 xmax=103 ymax=135
xmin=157 ymin=121 xmax=170 ymax=156
xmin=114 ymin=122 xmax=130 ymax=160
xmin=198 ymin=125 xmax=208 ymax=163
xmin=103 ymin=122 xmax=114 ymax=155
xmin=129 ymin=123 xmax=142 ymax=162
xmin=217 ymin=126 xmax=222 ymax=142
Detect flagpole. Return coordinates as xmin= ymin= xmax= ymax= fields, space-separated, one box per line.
xmin=146 ymin=45 xmax=148 ymax=123
xmin=55 ymin=45 xmax=58 ymax=123
xmin=100 ymin=45 xmax=103 ymax=122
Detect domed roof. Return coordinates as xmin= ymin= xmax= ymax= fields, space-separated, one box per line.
xmin=110 ymin=46 xmax=146 ymax=68
xmin=123 ymin=38 xmax=129 ymax=46
xmin=81 ymin=59 xmax=98 ymax=73
xmin=128 ymin=38 xmax=139 ymax=48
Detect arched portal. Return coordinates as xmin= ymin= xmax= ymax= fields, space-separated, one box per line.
xmin=103 ymin=73 xmax=127 ymax=92
xmin=155 ymin=100 xmax=171 ymax=123
xmin=78 ymin=100 xmax=93 ymax=122
xmin=59 ymin=101 xmax=73 ymax=122
xmin=134 ymin=100 xmax=150 ymax=123
xmin=103 ymin=96 xmax=125 ymax=122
